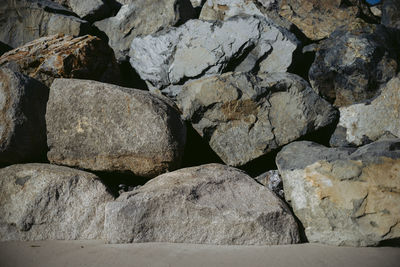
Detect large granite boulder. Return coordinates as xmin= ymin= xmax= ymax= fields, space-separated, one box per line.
xmin=309 ymin=23 xmax=398 ymax=107
xmin=0 ymin=163 xmax=114 ymax=241
xmin=95 ymin=0 xmax=196 ymax=62
xmin=105 ymin=164 xmax=300 ymax=245
xmin=46 ymin=79 xmax=186 ymax=178
xmin=276 ymin=139 xmax=400 ymax=246
xmin=0 ymin=68 xmax=49 ymax=165
xmin=177 ymin=72 xmax=337 ymax=166
xmin=382 ymin=0 xmax=400 ymax=29
xmin=0 ymin=34 xmax=121 ymax=87
xmin=0 ymin=0 xmax=90 ymax=48
xmin=129 ymin=15 xmax=299 ymax=97
xmin=331 ymin=75 xmax=400 ymax=147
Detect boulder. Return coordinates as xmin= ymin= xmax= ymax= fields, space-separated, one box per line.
xmin=254 ymin=170 xmax=284 ymax=198
xmin=46 ymin=79 xmax=186 ymax=178
xmin=190 ymin=0 xmax=203 ymax=8
xmin=177 ymin=72 xmax=337 ymax=166
xmin=51 ymin=0 xmax=115 ymax=22
xmin=0 ymin=34 xmax=121 ymax=87
xmin=382 ymin=0 xmax=400 ymax=29
xmin=0 ymin=68 xmax=49 ymax=165
xmin=276 ymin=139 xmax=400 ymax=246
xmin=309 ymin=23 xmax=398 ymax=107
xmin=105 ymin=164 xmax=300 ymax=245
xmin=95 ymin=0 xmax=196 ymax=62
xmin=129 ymin=15 xmax=299 ymax=97
xmin=278 ymin=0 xmax=373 ymax=40
xmin=330 ymin=75 xmax=400 ymax=147
xmin=0 ymin=163 xmax=114 ymax=241
xmin=0 ymin=0 xmax=90 ymax=48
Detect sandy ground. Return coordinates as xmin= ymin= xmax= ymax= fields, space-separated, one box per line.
xmin=0 ymin=240 xmax=399 ymax=267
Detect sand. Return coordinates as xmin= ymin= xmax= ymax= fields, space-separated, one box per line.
xmin=0 ymin=241 xmax=399 ymax=267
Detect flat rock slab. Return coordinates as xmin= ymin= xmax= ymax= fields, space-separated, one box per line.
xmin=46 ymin=79 xmax=186 ymax=178
xmin=331 ymin=75 xmax=400 ymax=147
xmin=0 ymin=34 xmax=121 ymax=87
xmin=276 ymin=139 xmax=400 ymax=246
xmin=0 ymin=163 xmax=114 ymax=241
xmin=177 ymin=72 xmax=337 ymax=166
xmin=0 ymin=68 xmax=49 ymax=165
xmin=105 ymin=164 xmax=300 ymax=245
xmin=129 ymin=15 xmax=299 ymax=96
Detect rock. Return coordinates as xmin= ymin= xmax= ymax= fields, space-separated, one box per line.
xmin=382 ymin=0 xmax=400 ymax=29
xmin=51 ymin=0 xmax=115 ymax=22
xmin=0 ymin=34 xmax=121 ymax=87
xmin=278 ymin=0 xmax=372 ymax=40
xmin=46 ymin=79 xmax=186 ymax=178
xmin=370 ymin=4 xmax=382 ymax=17
xmin=0 ymin=163 xmax=114 ymax=241
xmin=309 ymin=24 xmax=398 ymax=107
xmin=190 ymin=0 xmax=203 ymax=8
xmin=105 ymin=163 xmax=300 ymax=245
xmin=254 ymin=170 xmax=284 ymax=198
xmin=276 ymin=139 xmax=400 ymax=246
xmin=95 ymin=0 xmax=196 ymax=62
xmin=177 ymin=72 xmax=337 ymax=166
xmin=129 ymin=15 xmax=299 ymax=97
xmin=330 ymin=75 xmax=400 ymax=147
xmin=0 ymin=0 xmax=90 ymax=48
xmin=0 ymin=68 xmax=49 ymax=165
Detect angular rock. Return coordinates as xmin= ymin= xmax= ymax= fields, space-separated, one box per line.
xmin=177 ymin=72 xmax=337 ymax=166
xmin=46 ymin=79 xmax=186 ymax=178
xmin=51 ymin=0 xmax=115 ymax=22
xmin=254 ymin=170 xmax=284 ymax=198
xmin=105 ymin=164 xmax=300 ymax=245
xmin=382 ymin=0 xmax=400 ymax=29
xmin=330 ymin=75 xmax=400 ymax=147
xmin=0 ymin=68 xmax=49 ymax=165
xmin=276 ymin=139 xmax=400 ymax=246
xmin=0 ymin=34 xmax=121 ymax=87
xmin=0 ymin=0 xmax=90 ymax=48
xmin=309 ymin=23 xmax=398 ymax=107
xmin=95 ymin=0 xmax=196 ymax=62
xmin=130 ymin=15 xmax=299 ymax=96
xmin=190 ymin=0 xmax=203 ymax=8
xmin=0 ymin=163 xmax=114 ymax=241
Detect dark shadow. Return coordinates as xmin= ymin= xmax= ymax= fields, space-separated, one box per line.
xmin=287 ymin=49 xmax=316 ymax=82
xmin=297 ymin=116 xmax=340 ymax=147
xmin=239 ymin=149 xmax=280 ymax=178
xmin=0 ymin=41 xmax=12 ymax=56
xmin=118 ymin=61 xmax=148 ymax=90
xmin=378 ymin=238 xmax=400 ymax=247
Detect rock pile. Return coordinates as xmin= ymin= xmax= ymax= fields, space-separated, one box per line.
xmin=0 ymin=0 xmax=399 ymax=247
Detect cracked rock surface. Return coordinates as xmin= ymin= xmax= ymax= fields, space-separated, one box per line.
xmin=177 ymin=72 xmax=337 ymax=166
xmin=129 ymin=15 xmax=299 ymax=97
xmin=105 ymin=163 xmax=300 ymax=245
xmin=0 ymin=163 xmax=114 ymax=241
xmin=276 ymin=139 xmax=400 ymax=246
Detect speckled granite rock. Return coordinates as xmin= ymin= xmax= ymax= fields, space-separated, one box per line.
xmin=382 ymin=0 xmax=400 ymax=29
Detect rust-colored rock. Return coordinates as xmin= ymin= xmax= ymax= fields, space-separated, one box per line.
xmin=0 ymin=34 xmax=121 ymax=87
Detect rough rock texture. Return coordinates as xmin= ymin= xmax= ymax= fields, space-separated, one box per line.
xmin=276 ymin=139 xmax=400 ymax=246
xmin=382 ymin=0 xmax=400 ymax=29
xmin=190 ymin=0 xmax=203 ymax=8
xmin=254 ymin=170 xmax=284 ymax=198
xmin=129 ymin=15 xmax=299 ymax=96
xmin=309 ymin=23 xmax=399 ymax=107
xmin=177 ymin=72 xmax=337 ymax=166
xmin=51 ymin=0 xmax=115 ymax=22
xmin=95 ymin=0 xmax=196 ymax=62
xmin=105 ymin=164 xmax=300 ymax=245
xmin=46 ymin=79 xmax=186 ymax=178
xmin=0 ymin=34 xmax=121 ymax=87
xmin=0 ymin=0 xmax=90 ymax=48
xmin=0 ymin=163 xmax=114 ymax=241
xmin=278 ymin=0 xmax=373 ymax=40
xmin=330 ymin=75 xmax=400 ymax=147
xmin=0 ymin=68 xmax=49 ymax=165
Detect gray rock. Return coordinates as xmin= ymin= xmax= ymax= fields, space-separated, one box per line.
xmin=330 ymin=75 xmax=400 ymax=147
xmin=276 ymin=139 xmax=400 ymax=246
xmin=0 ymin=163 xmax=114 ymax=241
xmin=129 ymin=15 xmax=299 ymax=96
xmin=254 ymin=170 xmax=284 ymax=198
xmin=95 ymin=0 xmax=196 ymax=62
xmin=177 ymin=72 xmax=337 ymax=166
xmin=54 ymin=0 xmax=115 ymax=22
xmin=105 ymin=163 xmax=300 ymax=245
xmin=0 ymin=34 xmax=121 ymax=88
xmin=0 ymin=68 xmax=49 ymax=165
xmin=0 ymin=0 xmax=90 ymax=48
xmin=309 ymin=23 xmax=399 ymax=107
xmin=190 ymin=0 xmax=203 ymax=8
xmin=382 ymin=0 xmax=400 ymax=29
xmin=46 ymin=79 xmax=186 ymax=178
